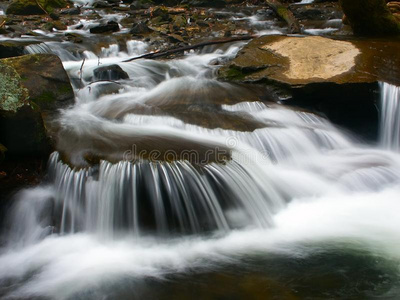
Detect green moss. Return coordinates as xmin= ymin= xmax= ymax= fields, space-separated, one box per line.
xmin=6 ymin=0 xmax=70 ymax=15
xmin=34 ymin=91 xmax=55 ymax=106
xmin=219 ymin=66 xmax=246 ymax=81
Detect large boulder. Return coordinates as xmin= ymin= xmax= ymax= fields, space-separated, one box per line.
xmin=219 ymin=35 xmax=400 ymax=140
xmin=339 ymin=0 xmax=400 ymax=35
xmin=6 ymin=0 xmax=71 ymax=15
xmin=0 ymin=54 xmax=74 ymax=157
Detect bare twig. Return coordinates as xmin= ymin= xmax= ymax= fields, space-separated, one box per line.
xmin=79 ymin=58 xmax=86 ymax=85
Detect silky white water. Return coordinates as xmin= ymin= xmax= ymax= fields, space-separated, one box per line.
xmin=380 ymin=82 xmax=400 ymax=151
xmin=2 ymin=40 xmax=400 ymax=299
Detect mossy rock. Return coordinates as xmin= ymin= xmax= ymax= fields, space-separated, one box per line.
xmin=0 ymin=54 xmax=74 ymax=112
xmin=6 ymin=0 xmax=71 ymax=15
xmin=0 ymin=54 xmax=74 ymax=157
xmin=340 ymin=0 xmax=400 ymax=36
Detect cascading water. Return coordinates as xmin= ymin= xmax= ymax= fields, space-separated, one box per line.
xmin=380 ymin=82 xmax=400 ymax=150
xmin=3 ymin=24 xmax=400 ymax=300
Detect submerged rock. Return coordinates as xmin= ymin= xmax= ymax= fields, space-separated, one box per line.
xmin=0 ymin=54 xmax=74 ymax=156
xmin=6 ymin=0 xmax=71 ymax=15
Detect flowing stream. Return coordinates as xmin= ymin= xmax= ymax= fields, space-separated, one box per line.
xmin=2 ymin=7 xmax=400 ymax=300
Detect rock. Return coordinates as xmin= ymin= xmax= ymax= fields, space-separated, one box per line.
xmin=93 ymin=64 xmax=129 ymax=80
xmin=90 ymin=21 xmax=120 ymax=33
xmin=339 ymin=0 xmax=400 ymax=35
xmin=186 ymin=0 xmax=226 ymax=8
xmin=219 ymin=35 xmax=400 ymax=140
xmin=60 ymin=6 xmax=80 ymax=15
xmin=290 ymin=3 xmax=343 ymax=21
xmin=130 ymin=21 xmax=153 ymax=34
xmin=0 ymin=42 xmax=25 ymax=59
xmin=0 ymin=54 xmax=74 ymax=156
xmin=172 ymin=15 xmax=187 ymax=28
xmin=6 ymin=0 xmax=71 ymax=15
xmin=168 ymin=33 xmax=185 ymax=43
xmin=93 ymin=0 xmax=112 ymax=7
xmin=130 ymin=0 xmax=152 ymax=9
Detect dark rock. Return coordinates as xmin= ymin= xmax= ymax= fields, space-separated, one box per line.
xmin=49 ymin=12 xmax=60 ymax=20
xmin=340 ymin=0 xmax=400 ymax=35
xmin=130 ymin=21 xmax=153 ymax=34
xmin=60 ymin=7 xmax=80 ymax=15
xmin=6 ymin=0 xmax=71 ymax=15
xmin=93 ymin=64 xmax=129 ymax=80
xmin=130 ymin=0 xmax=152 ymax=9
xmin=93 ymin=0 xmax=112 ymax=8
xmin=0 ymin=42 xmax=25 ymax=59
xmin=186 ymin=0 xmax=226 ymax=8
xmin=290 ymin=3 xmax=343 ymax=21
xmin=90 ymin=21 xmax=120 ymax=33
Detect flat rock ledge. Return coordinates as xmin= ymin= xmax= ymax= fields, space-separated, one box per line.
xmin=219 ymin=35 xmax=400 ymax=86
xmin=219 ymin=35 xmax=400 ymax=141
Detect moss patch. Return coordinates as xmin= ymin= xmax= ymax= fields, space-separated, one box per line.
xmin=0 ymin=62 xmax=30 ymax=113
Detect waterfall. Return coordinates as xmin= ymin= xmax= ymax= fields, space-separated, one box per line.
xmin=380 ymin=82 xmax=400 ymax=150
xmin=4 ymin=36 xmax=400 ymax=299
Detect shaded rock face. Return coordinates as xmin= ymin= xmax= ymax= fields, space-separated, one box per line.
xmin=0 ymin=54 xmax=74 ymax=157
xmin=340 ymin=0 xmax=400 ymax=35
xmin=6 ymin=0 xmax=70 ymax=15
xmin=130 ymin=22 xmax=153 ymax=35
xmin=219 ymin=35 xmax=400 ymax=140
xmin=0 ymin=42 xmax=25 ymax=59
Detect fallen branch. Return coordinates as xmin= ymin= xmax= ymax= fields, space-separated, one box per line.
xmin=123 ymin=35 xmax=255 ymax=63
xmin=79 ymin=58 xmax=85 ymax=86
xmin=265 ymin=0 xmax=301 ymax=34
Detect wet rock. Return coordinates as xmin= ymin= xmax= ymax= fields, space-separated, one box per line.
xmin=6 ymin=0 xmax=71 ymax=15
xmin=219 ymin=35 xmax=400 ymax=140
xmin=0 ymin=54 xmax=74 ymax=156
xmin=168 ymin=33 xmax=185 ymax=43
xmin=340 ymin=0 xmax=400 ymax=35
xmin=93 ymin=0 xmax=112 ymax=8
xmin=93 ymin=64 xmax=130 ymax=80
xmin=60 ymin=6 xmax=80 ymax=15
xmin=90 ymin=21 xmax=120 ymax=33
xmin=290 ymin=2 xmax=343 ymax=21
xmin=185 ymin=0 xmax=226 ymax=8
xmin=130 ymin=0 xmax=151 ymax=9
xmin=0 ymin=42 xmax=25 ymax=59
xmin=130 ymin=21 xmax=153 ymax=34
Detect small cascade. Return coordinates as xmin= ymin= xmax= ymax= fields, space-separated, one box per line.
xmin=9 ymin=152 xmax=284 ymax=240
xmin=380 ymin=82 xmax=400 ymax=150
